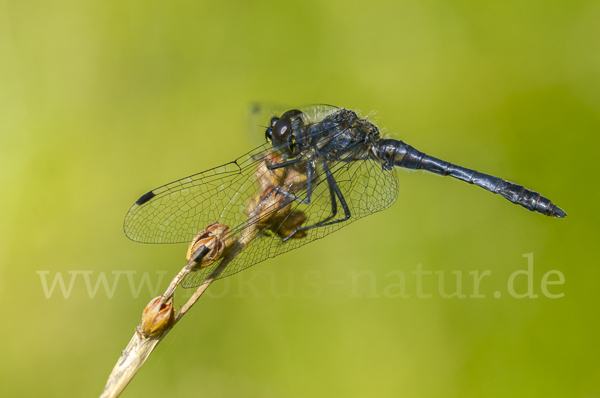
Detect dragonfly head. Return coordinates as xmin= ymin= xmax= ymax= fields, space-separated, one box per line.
xmin=265 ymin=109 xmax=304 ymax=157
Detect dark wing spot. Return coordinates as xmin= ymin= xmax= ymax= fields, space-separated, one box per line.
xmin=135 ymin=191 xmax=156 ymax=205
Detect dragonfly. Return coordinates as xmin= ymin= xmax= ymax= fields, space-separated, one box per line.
xmin=124 ymin=104 xmax=566 ymax=288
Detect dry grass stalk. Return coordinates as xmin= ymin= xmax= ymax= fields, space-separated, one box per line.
xmin=100 ymin=151 xmax=306 ymax=398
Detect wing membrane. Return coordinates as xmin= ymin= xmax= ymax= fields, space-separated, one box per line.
xmin=181 ymin=145 xmax=398 ymax=287
xmin=125 ymin=104 xmax=399 ymax=288
xmin=124 ymin=104 xmax=343 ymax=245
xmin=123 ymin=143 xmax=274 ymax=244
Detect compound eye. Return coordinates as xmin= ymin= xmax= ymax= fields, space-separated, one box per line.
xmin=269 ymin=116 xmax=279 ymax=127
xmin=272 ymin=117 xmax=292 ymax=145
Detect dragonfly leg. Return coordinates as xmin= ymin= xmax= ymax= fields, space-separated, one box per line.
xmin=282 ymin=161 xmax=352 ymax=242
xmin=269 ymin=141 xmax=363 ymax=206
xmin=270 ymin=158 xmax=315 ymax=205
xmin=267 ymin=156 xmax=303 ymax=170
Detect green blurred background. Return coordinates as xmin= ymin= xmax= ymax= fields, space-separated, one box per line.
xmin=1 ymin=0 xmax=598 ymax=397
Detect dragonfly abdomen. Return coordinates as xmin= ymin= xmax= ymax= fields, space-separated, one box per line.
xmin=377 ymin=139 xmax=566 ymax=218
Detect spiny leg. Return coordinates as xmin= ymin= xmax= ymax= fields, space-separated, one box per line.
xmin=265 ymin=155 xmax=316 ymax=205
xmin=282 ymin=160 xmax=352 ymax=241
xmin=267 ymin=156 xmax=304 ymax=171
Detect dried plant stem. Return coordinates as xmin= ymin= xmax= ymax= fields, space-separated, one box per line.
xmin=101 ymin=147 xmax=299 ymax=397
xmin=174 ymin=240 xmax=244 ymax=323
xmin=100 ymin=234 xmax=252 ymax=398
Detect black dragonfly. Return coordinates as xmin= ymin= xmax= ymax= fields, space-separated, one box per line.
xmin=124 ymin=105 xmax=566 ymax=288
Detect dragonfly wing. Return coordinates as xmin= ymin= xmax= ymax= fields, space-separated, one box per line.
xmin=123 ymin=143 xmax=274 ymax=244
xmin=181 ymin=145 xmax=399 ymax=288
xmin=125 ymin=105 xmax=343 ymax=245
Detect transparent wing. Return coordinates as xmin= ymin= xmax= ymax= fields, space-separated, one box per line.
xmin=125 ymin=103 xmax=398 ymax=288
xmin=123 ymin=104 xmax=339 ymax=243
xmin=181 ymin=145 xmax=399 ymax=288
xmin=247 ymin=103 xmax=340 ymax=145
xmin=123 ymin=143 xmax=275 ymax=244
xmin=125 ymin=104 xmax=344 ymax=245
